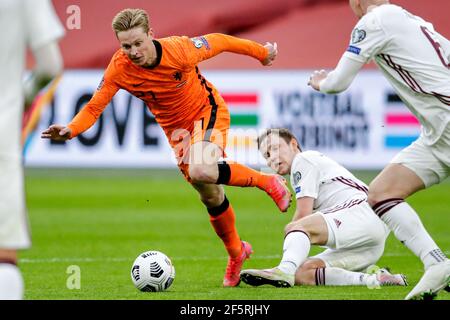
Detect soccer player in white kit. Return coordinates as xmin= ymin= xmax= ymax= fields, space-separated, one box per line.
xmin=308 ymin=0 xmax=449 ymax=300
xmin=240 ymin=129 xmax=407 ymax=289
xmin=0 ymin=0 xmax=64 ymax=299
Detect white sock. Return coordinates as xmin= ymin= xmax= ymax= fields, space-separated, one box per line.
xmin=278 ymin=231 xmax=310 ymax=275
xmin=0 ymin=263 xmax=24 ymax=300
xmin=376 ymin=201 xmax=447 ymax=270
xmin=318 ymin=267 xmax=375 ymax=286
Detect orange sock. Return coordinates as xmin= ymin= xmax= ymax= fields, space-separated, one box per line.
xmin=208 ymin=197 xmax=242 ymax=258
xmin=216 ymin=161 xmax=270 ymax=190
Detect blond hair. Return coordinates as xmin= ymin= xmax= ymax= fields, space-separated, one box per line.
xmin=257 ymin=128 xmax=302 ymax=151
xmin=112 ymin=8 xmax=149 ymax=35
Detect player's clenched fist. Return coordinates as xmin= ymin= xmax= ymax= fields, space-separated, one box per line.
xmin=308 ymin=69 xmax=329 ymax=91
xmin=262 ymin=42 xmax=277 ymax=66
xmin=41 ymin=124 xmax=72 ymax=141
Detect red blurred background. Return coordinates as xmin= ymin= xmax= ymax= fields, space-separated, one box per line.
xmin=37 ymin=0 xmax=450 ymax=69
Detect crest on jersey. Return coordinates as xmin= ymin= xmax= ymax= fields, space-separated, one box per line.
xmin=351 ymin=28 xmax=366 ymax=44
xmin=190 ymin=36 xmax=210 ymax=50
xmin=293 ymin=171 xmax=302 ymax=185
xmin=173 ymin=71 xmax=182 ymax=81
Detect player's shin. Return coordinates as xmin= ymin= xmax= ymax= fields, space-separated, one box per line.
xmin=278 ymin=231 xmax=311 ymax=275
xmin=372 ymin=199 xmax=447 ymax=269
xmin=316 ymin=267 xmax=373 ymax=286
xmin=207 ymin=196 xmax=242 ymax=258
xmin=298 ymin=267 xmax=407 ymax=287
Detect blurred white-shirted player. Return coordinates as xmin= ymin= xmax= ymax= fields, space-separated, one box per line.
xmin=240 ymin=129 xmax=407 ymax=289
xmin=0 ymin=0 xmax=64 ymax=299
xmin=308 ymin=0 xmax=449 ymax=299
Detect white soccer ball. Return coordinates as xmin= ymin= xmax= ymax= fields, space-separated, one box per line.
xmin=131 ymin=251 xmax=175 ymax=292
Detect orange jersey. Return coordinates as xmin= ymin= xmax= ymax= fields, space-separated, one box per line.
xmin=67 ymin=33 xmax=268 ymax=138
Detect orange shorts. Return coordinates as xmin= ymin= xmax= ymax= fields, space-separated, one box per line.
xmin=164 ymin=96 xmax=230 ymax=182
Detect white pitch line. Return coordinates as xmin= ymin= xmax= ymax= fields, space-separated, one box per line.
xmin=20 ymin=256 xmax=279 ymax=264
xmin=20 ymin=251 xmax=450 ymax=264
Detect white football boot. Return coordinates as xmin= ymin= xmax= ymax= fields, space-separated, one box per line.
xmin=376 ymin=268 xmax=408 ymax=286
xmin=240 ymin=267 xmax=294 ymax=288
xmin=405 ymin=260 xmax=450 ymax=300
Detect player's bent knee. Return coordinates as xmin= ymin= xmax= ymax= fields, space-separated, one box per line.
xmin=284 ymin=221 xmax=310 ymax=238
xmin=0 ymin=249 xmax=18 ymax=265
xmin=367 ymin=191 xmax=381 ymax=208
xmin=367 ymin=184 xmax=394 ymax=207
xmin=295 ymin=266 xmax=316 ymax=286
xmin=189 ymin=164 xmax=216 ymax=184
xmin=301 ymin=259 xmax=325 ymax=270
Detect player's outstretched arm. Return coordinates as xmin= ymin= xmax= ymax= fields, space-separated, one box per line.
xmin=185 ymin=33 xmax=277 ymax=66
xmin=49 ymin=72 xmax=119 ymax=140
xmin=308 ymin=55 xmax=364 ymax=94
xmin=41 ymin=124 xmax=71 ymax=141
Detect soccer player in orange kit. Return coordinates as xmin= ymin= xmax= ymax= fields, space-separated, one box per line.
xmin=41 ymin=8 xmax=291 ymax=287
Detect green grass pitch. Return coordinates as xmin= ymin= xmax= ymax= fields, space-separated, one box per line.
xmin=22 ymin=168 xmax=449 ymax=300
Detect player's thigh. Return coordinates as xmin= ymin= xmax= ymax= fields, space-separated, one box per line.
xmin=187 ymin=141 xmax=224 ymax=183
xmin=285 ymin=213 xmax=328 ymax=245
xmin=430 ymin=125 xmax=450 ymax=168
xmin=319 ymin=203 xmax=388 ymax=250
xmin=369 ymin=164 xmax=425 ymax=204
xmin=187 ymin=106 xmax=230 ymax=180
xmin=189 ymin=140 xmax=223 ymax=167
xmin=175 ymin=141 xmax=223 ymax=184
xmin=310 ymin=244 xmax=385 ymax=272
xmin=168 ymin=103 xmax=230 ymax=182
xmin=200 ymin=94 xmax=230 ymax=151
xmin=0 ymin=157 xmax=30 ymax=250
xmin=189 ymin=101 xmax=230 ymax=166
xmin=370 ymin=137 xmax=449 ymax=202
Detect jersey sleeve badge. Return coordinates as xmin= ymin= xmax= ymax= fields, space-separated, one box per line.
xmin=351 ymin=28 xmax=367 ymax=44
xmin=347 ymin=45 xmax=361 ymax=55
xmin=293 ymin=171 xmax=302 ymax=186
xmin=190 ymin=36 xmax=210 ymax=50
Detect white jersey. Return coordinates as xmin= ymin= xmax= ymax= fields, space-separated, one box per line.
xmin=290 ymin=151 xmax=369 ymax=213
xmin=343 ymin=4 xmax=450 ymax=146
xmin=0 ymin=0 xmax=63 ymax=249
xmin=0 ymin=0 xmax=64 ymax=157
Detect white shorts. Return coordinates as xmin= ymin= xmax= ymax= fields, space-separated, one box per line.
xmin=311 ymin=201 xmax=389 ymax=272
xmin=0 ymin=155 xmax=31 ymax=249
xmin=391 ymin=131 xmax=450 ymax=188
